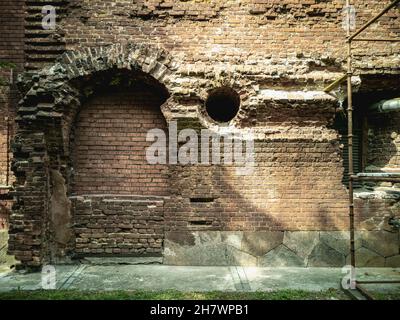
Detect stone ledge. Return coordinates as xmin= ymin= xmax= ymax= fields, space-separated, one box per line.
xmin=81 ymin=256 xmax=163 ymax=266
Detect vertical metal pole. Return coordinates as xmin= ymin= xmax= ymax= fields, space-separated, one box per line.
xmin=346 ymin=0 xmax=356 ymax=269
xmin=5 ymin=116 xmax=10 ymax=186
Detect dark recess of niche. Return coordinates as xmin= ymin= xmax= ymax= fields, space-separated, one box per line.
xmin=189 ymin=220 xmax=213 ymax=226
xmin=205 ymin=87 xmax=240 ymax=123
xmin=190 ymin=198 xmax=215 ymax=203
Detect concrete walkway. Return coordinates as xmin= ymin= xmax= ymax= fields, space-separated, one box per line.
xmin=1 ymin=265 xmax=400 ymax=293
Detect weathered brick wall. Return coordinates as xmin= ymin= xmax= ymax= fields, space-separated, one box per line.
xmin=62 ymin=0 xmax=399 ymax=74
xmin=71 ymin=87 xmax=170 ymax=196
xmin=0 ymin=0 xmax=25 ymax=186
xmin=354 ymin=194 xmax=399 ymax=231
xmin=6 ymin=1 xmax=400 ymax=267
xmin=0 ymin=0 xmax=25 ymax=230
xmin=0 ymin=89 xmax=10 ymax=188
xmin=166 ymin=134 xmax=349 ymax=232
xmin=71 ymin=195 xmax=165 ymax=256
xmin=24 ymin=0 xmax=67 ymax=70
xmin=0 ymin=191 xmax=12 ymax=229
xmin=367 ymin=112 xmax=400 ymax=171
xmin=0 ymin=0 xmax=25 ymax=68
xmin=57 ymin=0 xmax=399 ymax=234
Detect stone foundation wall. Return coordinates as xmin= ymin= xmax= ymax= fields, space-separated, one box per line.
xmin=164 ymin=190 xmax=400 ymax=267
xmin=71 ymin=195 xmax=166 ymax=257
xmin=164 ymin=230 xmax=400 ymax=267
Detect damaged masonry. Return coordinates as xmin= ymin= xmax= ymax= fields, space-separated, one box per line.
xmin=0 ymin=0 xmax=399 ymax=271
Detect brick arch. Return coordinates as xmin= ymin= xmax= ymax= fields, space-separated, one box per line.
xmin=18 ymin=43 xmax=176 ymax=123
xmin=10 ymin=44 xmax=177 ymax=268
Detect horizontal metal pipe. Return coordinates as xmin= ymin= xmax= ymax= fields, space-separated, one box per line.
xmin=351 ymin=175 xmax=400 ymax=183
xmin=356 ymin=172 xmax=400 ymax=177
xmin=370 ymin=98 xmax=400 ymax=113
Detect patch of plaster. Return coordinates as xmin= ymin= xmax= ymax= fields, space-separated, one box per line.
xmin=50 ymin=170 xmax=73 ymax=258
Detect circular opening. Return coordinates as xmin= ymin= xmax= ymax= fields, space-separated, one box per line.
xmin=205 ymin=87 xmax=240 ymax=123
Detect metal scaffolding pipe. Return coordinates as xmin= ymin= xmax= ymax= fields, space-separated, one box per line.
xmin=343 ymin=0 xmax=400 ymax=300
xmin=355 ymin=172 xmax=400 ymax=178
xmin=346 ymin=0 xmax=356 ymax=270
xmin=370 ymin=98 xmax=400 ymax=113
xmin=5 ymin=116 xmax=10 ymax=187
xmin=352 ymin=176 xmax=400 ymax=183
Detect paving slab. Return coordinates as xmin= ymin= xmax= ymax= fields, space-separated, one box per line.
xmin=68 ymin=265 xmax=236 ymax=292
xmin=243 ymin=267 xmax=343 ymax=292
xmin=0 ymin=265 xmax=79 ymax=292
xmin=0 ymin=265 xmax=399 ymax=294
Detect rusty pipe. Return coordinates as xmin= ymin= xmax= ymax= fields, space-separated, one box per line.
xmin=5 ymin=116 xmax=10 ymax=187
xmin=346 ymin=0 xmax=356 ymax=270
xmin=370 ymin=98 xmax=400 ymax=113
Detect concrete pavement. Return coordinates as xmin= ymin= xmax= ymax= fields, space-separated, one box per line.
xmin=1 ymin=264 xmax=400 ymax=293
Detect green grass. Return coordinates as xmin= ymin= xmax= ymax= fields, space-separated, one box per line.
xmin=1 ymin=289 xmax=400 ymax=300
xmin=0 ymin=289 xmax=350 ymax=300
xmin=366 ymin=291 xmax=400 ymax=300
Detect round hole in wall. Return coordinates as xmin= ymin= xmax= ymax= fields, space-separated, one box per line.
xmin=205 ymin=87 xmax=240 ymax=123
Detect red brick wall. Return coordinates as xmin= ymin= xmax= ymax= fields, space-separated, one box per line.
xmin=368 ymin=112 xmax=400 ymax=170
xmin=71 ymin=87 xmax=170 ymax=196
xmin=0 ymin=0 xmax=25 ymax=230
xmin=62 ymin=0 xmax=399 ymax=73
xmin=0 ymin=0 xmax=24 ymax=187
xmin=72 ymin=195 xmax=165 ymax=256
xmin=166 ymin=133 xmax=350 ymax=232
xmin=0 ymin=0 xmax=25 ymax=68
xmin=0 ymin=91 xmax=10 ymax=188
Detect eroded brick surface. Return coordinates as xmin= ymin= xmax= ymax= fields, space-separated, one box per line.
xmin=71 ymin=88 xmax=169 ymax=196
xmin=72 ymin=195 xmax=165 ymax=256
xmin=1 ymin=1 xmax=399 ymax=267
xmin=0 ymin=0 xmax=24 ymax=230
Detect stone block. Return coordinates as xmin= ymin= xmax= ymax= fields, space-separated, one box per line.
xmin=164 ymin=231 xmax=257 ymax=266
xmin=386 ymin=255 xmax=400 ymax=268
xmin=221 ymin=232 xmax=243 ymax=251
xmin=164 ymin=239 xmax=257 ymax=266
xmin=241 ymin=231 xmax=284 ymax=257
xmin=320 ymin=231 xmax=362 ymax=255
xmin=359 ymin=231 xmax=399 ymax=258
xmin=346 ymin=247 xmax=385 ymax=267
xmin=307 ymin=242 xmax=345 ymax=267
xmin=259 ymin=245 xmax=306 ymax=267
xmin=283 ymin=231 xmax=319 ymax=259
